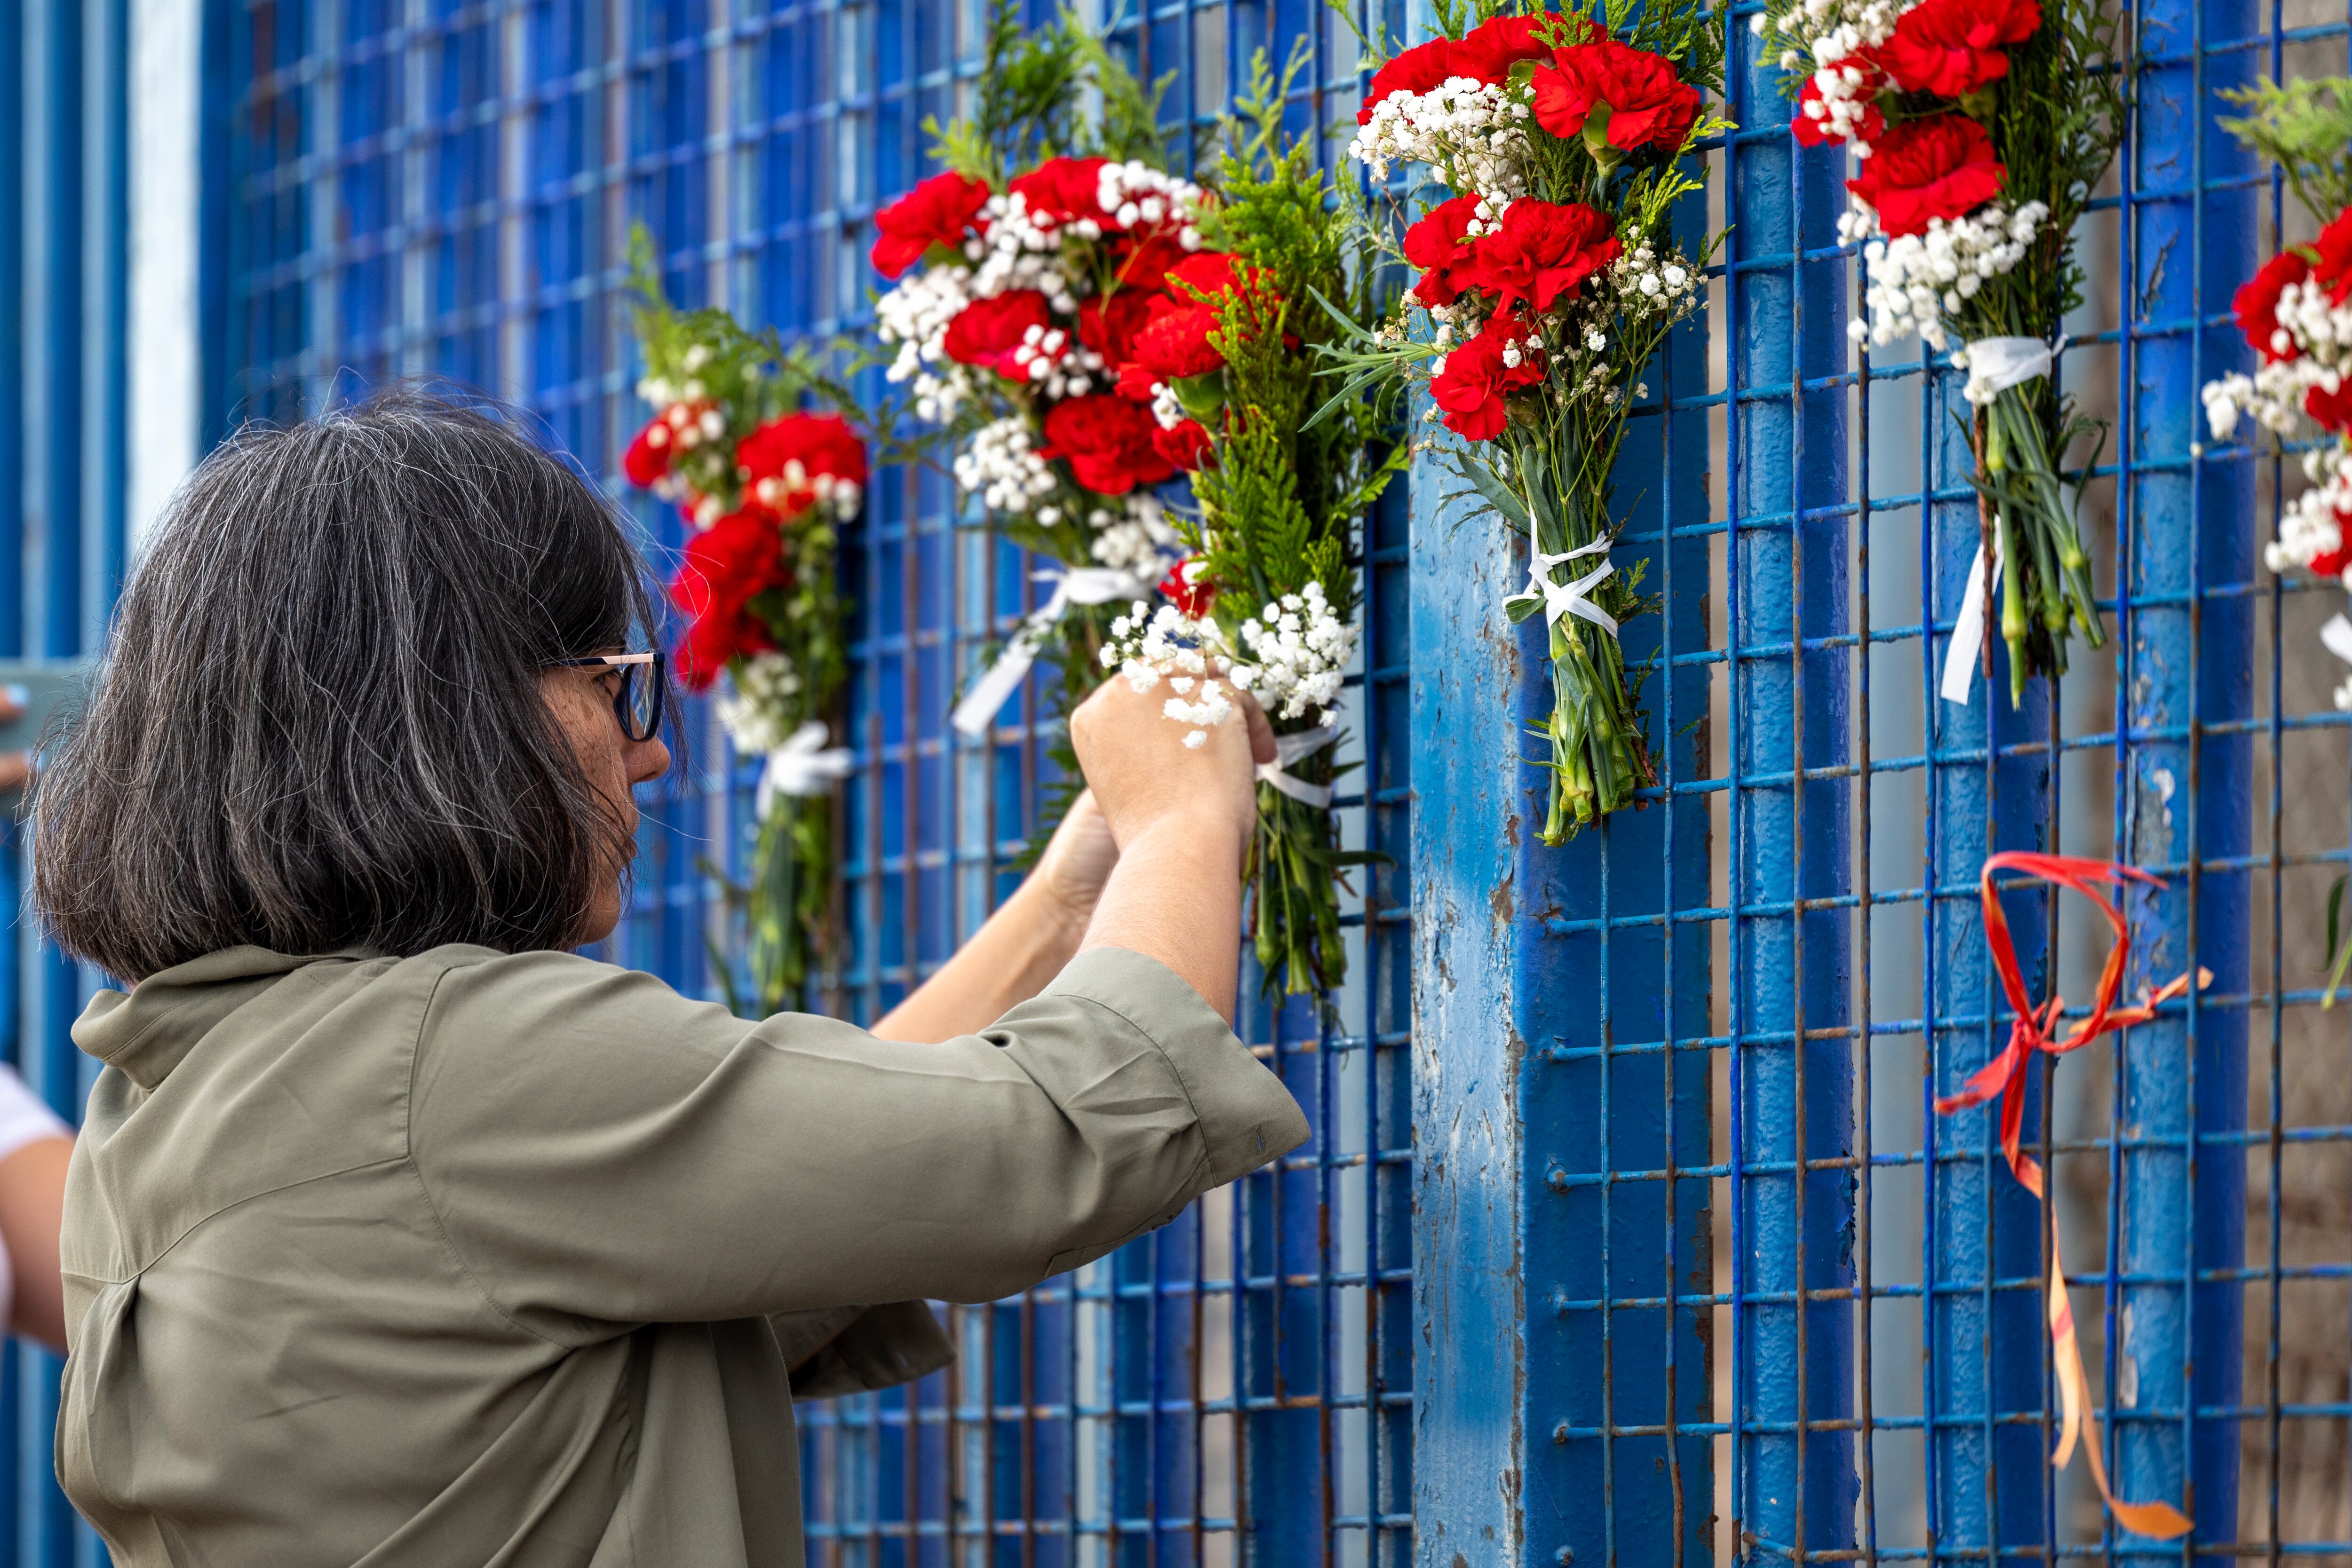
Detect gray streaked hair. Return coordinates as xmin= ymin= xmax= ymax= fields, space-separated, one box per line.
xmin=32 ymin=388 xmax=670 ymax=981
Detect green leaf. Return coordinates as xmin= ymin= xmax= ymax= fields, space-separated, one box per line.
xmin=1448 ymin=452 xmax=1534 ymax=532
xmin=2328 ymin=874 xmax=2352 ymax=1008
xmin=1173 ymin=371 xmax=1227 ymax=423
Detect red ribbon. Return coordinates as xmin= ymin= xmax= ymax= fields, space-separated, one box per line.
xmin=1932 ymin=851 xmax=2206 ymax=1541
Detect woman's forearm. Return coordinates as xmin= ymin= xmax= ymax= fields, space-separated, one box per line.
xmin=1078 ymin=818 xmax=1243 ymax=1025
xmin=868 ymin=877 xmax=1091 ymax=1043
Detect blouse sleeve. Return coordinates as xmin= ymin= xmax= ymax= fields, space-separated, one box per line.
xmin=0 ymin=1066 xmax=70 ymax=1164
xmin=406 ymin=946 xmax=1306 ymax=1341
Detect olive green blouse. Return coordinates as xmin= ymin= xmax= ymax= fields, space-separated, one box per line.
xmin=56 ymin=943 xmax=1306 ymax=1567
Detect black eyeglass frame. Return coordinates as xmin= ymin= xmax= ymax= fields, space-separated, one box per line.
xmin=547 ymin=651 xmax=667 ymax=743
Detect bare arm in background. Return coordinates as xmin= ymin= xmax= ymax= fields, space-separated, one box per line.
xmin=870 ymin=791 xmax=1120 ymax=1043
xmin=0 ymin=1138 xmax=70 ymax=1348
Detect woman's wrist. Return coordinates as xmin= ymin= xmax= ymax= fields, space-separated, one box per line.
xmin=1015 ymin=865 xmax=1098 ymax=961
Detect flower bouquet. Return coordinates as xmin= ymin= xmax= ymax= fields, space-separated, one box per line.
xmin=2203 ymin=76 xmax=2352 ymax=699
xmin=2198 ymin=78 xmax=2352 ymax=996
xmin=1323 ymin=0 xmax=1725 ymax=844
xmin=1755 ymin=0 xmax=2126 ymax=701
xmin=1097 ymin=50 xmax=1407 ymax=998
xmin=871 ymin=0 xmax=1204 ymax=840
xmin=625 ymin=235 xmax=866 ymax=1014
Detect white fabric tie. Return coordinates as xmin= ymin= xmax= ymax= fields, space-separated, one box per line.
xmin=1960 ymin=333 xmax=2066 ymax=407
xmin=1257 ymin=724 xmax=1338 ymax=808
xmin=755 ymin=721 xmax=856 ymax=817
xmin=2321 ymin=613 xmax=2352 ymax=666
xmin=1505 ymin=537 xmax=1619 ymax=635
xmin=1939 ymin=529 xmax=2005 ymax=706
xmin=950 ymin=567 xmax=1157 ymax=737
xmin=1943 ymin=334 xmax=2066 ymax=698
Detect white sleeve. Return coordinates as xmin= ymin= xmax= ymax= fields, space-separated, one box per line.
xmin=0 ymin=1065 xmax=69 ymax=1165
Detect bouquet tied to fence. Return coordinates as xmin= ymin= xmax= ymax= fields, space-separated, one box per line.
xmin=624 ymin=235 xmax=866 ymax=1014
xmin=871 ymin=2 xmax=1204 ymax=841
xmin=1756 ymin=0 xmax=2124 ymax=701
xmin=2198 ymin=79 xmax=2352 ymax=999
xmin=2202 ymin=79 xmax=2352 ymax=705
xmin=1323 ymin=0 xmax=1725 ymax=844
xmin=1097 ymin=49 xmax=1406 ymax=998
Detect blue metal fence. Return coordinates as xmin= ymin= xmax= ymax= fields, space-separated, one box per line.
xmin=215 ymin=0 xmax=1412 ymax=1561
xmin=0 ymin=0 xmax=2321 ymax=1560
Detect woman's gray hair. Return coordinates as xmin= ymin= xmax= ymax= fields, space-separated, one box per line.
xmin=31 ymin=388 xmax=670 ymax=981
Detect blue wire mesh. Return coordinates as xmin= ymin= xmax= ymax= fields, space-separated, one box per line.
xmin=217 ymin=0 xmax=1414 ymax=1561
xmin=1538 ymin=0 xmax=2351 ymax=1556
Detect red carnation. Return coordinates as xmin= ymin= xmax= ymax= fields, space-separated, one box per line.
xmin=1403 ymin=193 xmax=1489 ymax=307
xmin=1152 ymin=419 xmax=1216 ymax=473
xmin=670 ymin=507 xmax=787 ymax=688
xmin=1133 ymin=300 xmax=1226 ymax=380
xmin=623 ymin=420 xmax=676 ymax=487
xmin=1039 ymin=395 xmax=1177 ymax=493
xmin=1081 ymin=288 xmax=1160 ymax=367
xmin=943 ymin=290 xmax=1056 ymax=378
xmin=737 ymin=412 xmax=867 ymax=516
xmin=1791 ymin=68 xmax=1886 ymax=147
xmin=1007 ymin=156 xmax=1111 ymax=226
xmin=2312 ymin=207 xmax=2352 ymax=304
xmin=1130 ymin=253 xmax=1258 ymax=380
xmin=1359 ymin=38 xmax=1459 ymax=124
xmin=2235 ymin=249 xmax=2310 ymax=364
xmin=2306 ymin=496 xmax=2352 ymax=578
xmin=1875 ymin=0 xmax=2039 ymax=98
xmin=1159 ymin=555 xmax=1218 ymax=615
xmin=1531 ymin=38 xmax=1701 ymax=153
xmin=1845 ymin=114 xmax=2005 ymax=238
xmin=870 ymin=170 xmax=991 ymax=279
xmin=1473 ymin=199 xmax=1622 ymax=311
xmin=1452 ymin=13 xmax=1585 ymax=82
xmin=2307 ymin=379 xmax=2352 ymax=434
xmin=1430 ymin=313 xmax=1545 ymax=441
xmin=1114 ymin=362 xmax=1163 ymax=402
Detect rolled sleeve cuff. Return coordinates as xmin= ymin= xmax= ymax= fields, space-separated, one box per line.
xmin=1042 ymin=946 xmax=1310 ymax=1189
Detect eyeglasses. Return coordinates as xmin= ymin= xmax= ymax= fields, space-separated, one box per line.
xmin=548 ymin=651 xmax=667 ymax=743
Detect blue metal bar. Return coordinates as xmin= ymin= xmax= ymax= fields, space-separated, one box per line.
xmin=2113 ymin=0 xmax=2256 ymax=1536
xmin=1925 ymin=402 xmax=2051 ymax=1551
xmin=1725 ymin=10 xmax=1856 ymax=1557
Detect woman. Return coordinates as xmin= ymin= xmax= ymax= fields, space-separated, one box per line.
xmin=33 ymin=391 xmax=1304 ymax=1567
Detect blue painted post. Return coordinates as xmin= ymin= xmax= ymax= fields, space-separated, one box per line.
xmin=2112 ymin=0 xmax=2253 ymax=1537
xmin=1923 ymin=394 xmax=2058 ymax=1545
xmin=1722 ymin=16 xmax=1855 ymax=1562
xmin=1406 ymin=337 xmax=1532 ymax=1568
xmin=1410 ymin=24 xmax=1713 ymax=1568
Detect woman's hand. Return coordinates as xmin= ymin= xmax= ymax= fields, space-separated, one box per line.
xmin=1070 ymin=673 xmax=1274 ymax=855
xmin=1067 ymin=675 xmax=1274 ymax=1022
xmin=1031 ymin=789 xmax=1119 ymax=930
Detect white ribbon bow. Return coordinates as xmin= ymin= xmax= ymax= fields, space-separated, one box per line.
xmin=1504 ymin=537 xmax=1620 ymax=636
xmin=1959 ymin=333 xmax=2066 ymax=407
xmin=755 ymin=721 xmax=856 ymax=817
xmin=950 ymin=567 xmax=1158 ymax=737
xmin=1258 ymin=724 xmax=1339 ymax=808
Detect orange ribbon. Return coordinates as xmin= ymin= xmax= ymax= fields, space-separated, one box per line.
xmin=1931 ymin=851 xmax=2207 ymax=1541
